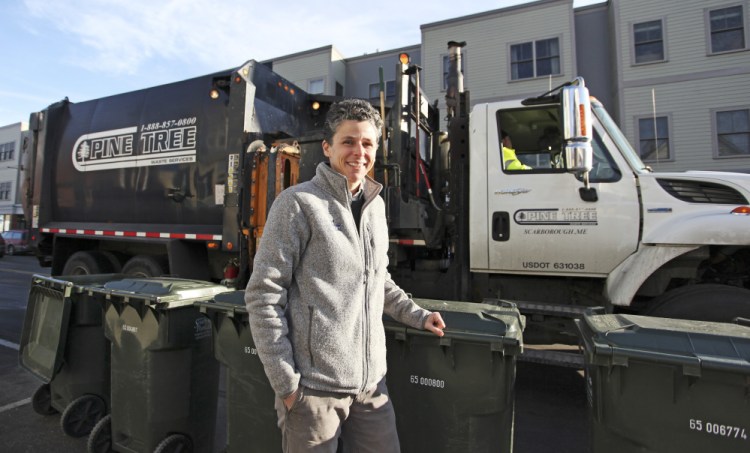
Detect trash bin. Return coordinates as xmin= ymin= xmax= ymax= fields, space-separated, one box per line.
xmin=576 ymin=307 xmax=750 ymax=453
xmin=86 ymin=278 xmax=230 ymax=453
xmin=384 ymin=298 xmax=524 ymax=453
xmin=19 ymin=274 xmax=125 ymax=438
xmin=196 ymin=290 xmax=281 ymax=453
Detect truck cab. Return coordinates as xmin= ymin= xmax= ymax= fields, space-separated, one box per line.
xmin=468 ymin=86 xmax=750 ymax=321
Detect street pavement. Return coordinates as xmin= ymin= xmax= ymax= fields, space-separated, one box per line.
xmin=0 ymin=255 xmax=589 ymax=452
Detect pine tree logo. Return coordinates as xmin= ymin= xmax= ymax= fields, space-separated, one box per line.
xmin=77 ymin=142 xmax=90 ymax=161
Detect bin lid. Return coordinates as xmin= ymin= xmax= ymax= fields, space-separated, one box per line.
xmin=99 ymin=277 xmax=231 ymax=308
xmin=19 ymin=274 xmax=128 ymax=381
xmin=195 ymin=290 xmax=247 ymax=317
xmin=578 ymin=310 xmax=750 ymax=376
xmin=384 ymin=298 xmax=524 ymax=354
xmin=31 ymin=273 xmax=128 ymax=294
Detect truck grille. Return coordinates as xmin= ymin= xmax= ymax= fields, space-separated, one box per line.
xmin=657 ymin=179 xmax=748 ymax=204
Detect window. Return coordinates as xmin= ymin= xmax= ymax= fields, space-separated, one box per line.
xmin=638 ymin=116 xmax=671 ymax=161
xmin=633 ymin=20 xmax=665 ymax=63
xmin=716 ymin=108 xmax=750 ymax=157
xmin=335 ymin=82 xmax=343 ymax=97
xmin=510 ymin=38 xmax=560 ymax=80
xmin=368 ymin=81 xmax=395 ymax=104
xmin=0 ymin=182 xmax=11 ymax=201
xmin=442 ymin=53 xmax=467 ymax=90
xmin=308 ymin=78 xmax=325 ymax=94
xmin=709 ymin=5 xmax=746 ymax=53
xmin=0 ymin=142 xmax=14 ymax=161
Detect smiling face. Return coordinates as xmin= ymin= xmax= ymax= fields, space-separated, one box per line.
xmin=322 ymin=120 xmax=378 ymax=193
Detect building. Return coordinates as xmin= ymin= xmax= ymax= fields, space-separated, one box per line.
xmin=266 ymin=0 xmax=749 ymax=172
xmin=609 ymin=0 xmax=750 ymax=172
xmin=0 ymin=122 xmax=27 ymax=231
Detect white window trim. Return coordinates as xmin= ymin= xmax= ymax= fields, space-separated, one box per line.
xmin=704 ymin=3 xmax=749 ymax=56
xmin=634 ymin=113 xmax=674 ymax=163
xmin=506 ymin=35 xmax=564 ymax=82
xmin=711 ymin=105 xmax=750 ymax=159
xmin=440 ymin=52 xmax=468 ymax=92
xmin=630 ymin=17 xmax=668 ymax=66
xmin=308 ymin=77 xmax=326 ymax=95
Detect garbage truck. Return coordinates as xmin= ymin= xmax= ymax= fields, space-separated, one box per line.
xmin=23 ymin=41 xmax=750 ymax=353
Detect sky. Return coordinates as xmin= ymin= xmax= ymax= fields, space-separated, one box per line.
xmin=0 ymin=0 xmax=602 ymax=127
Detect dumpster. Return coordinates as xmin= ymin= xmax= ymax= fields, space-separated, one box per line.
xmin=86 ymin=278 xmax=230 ymax=453
xmin=384 ymin=298 xmax=524 ymax=453
xmin=19 ymin=274 xmax=125 ymax=438
xmin=196 ymin=291 xmax=281 ymax=453
xmin=576 ymin=307 xmax=750 ymax=453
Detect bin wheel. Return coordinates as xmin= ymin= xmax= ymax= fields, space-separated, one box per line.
xmin=87 ymin=414 xmax=113 ymax=453
xmin=154 ymin=433 xmax=193 ymax=453
xmin=32 ymin=384 xmax=58 ymax=415
xmin=644 ymin=284 xmax=750 ymax=322
xmin=60 ymin=394 xmax=107 ymax=438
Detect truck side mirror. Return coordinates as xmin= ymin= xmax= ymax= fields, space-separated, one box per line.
xmin=561 ymin=78 xmax=593 ymax=174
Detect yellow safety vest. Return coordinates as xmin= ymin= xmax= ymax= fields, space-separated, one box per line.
xmin=503 ymin=147 xmax=532 ymax=170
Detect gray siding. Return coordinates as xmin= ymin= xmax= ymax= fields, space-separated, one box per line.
xmin=421 ymin=0 xmax=576 ymax=110
xmin=270 ymin=46 xmax=336 ymax=94
xmin=613 ymin=0 xmax=750 ymax=171
xmin=345 ymin=46 xmax=421 ymax=101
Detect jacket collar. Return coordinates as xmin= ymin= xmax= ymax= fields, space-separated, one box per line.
xmin=315 ymin=162 xmax=382 ymax=205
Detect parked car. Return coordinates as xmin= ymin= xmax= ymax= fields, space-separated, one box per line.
xmin=1 ymin=230 xmax=29 ymax=255
xmin=0 ymin=234 xmax=5 ymax=258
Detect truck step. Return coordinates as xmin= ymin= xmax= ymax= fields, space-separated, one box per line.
xmin=519 ymin=347 xmax=584 ymax=369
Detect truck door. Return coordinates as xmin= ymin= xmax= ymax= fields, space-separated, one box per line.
xmin=480 ymin=104 xmax=640 ymax=277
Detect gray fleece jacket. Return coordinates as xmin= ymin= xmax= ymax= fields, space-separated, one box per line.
xmin=245 ymin=162 xmax=431 ymax=398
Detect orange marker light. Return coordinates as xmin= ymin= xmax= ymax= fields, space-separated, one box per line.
xmin=579 ymin=105 xmax=587 ymax=136
xmin=731 ymin=206 xmax=750 ymax=215
xmin=399 ymin=53 xmax=410 ymax=65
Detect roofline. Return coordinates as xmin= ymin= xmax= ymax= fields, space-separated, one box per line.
xmin=420 ymin=0 xmax=571 ymax=30
xmin=261 ymin=44 xmax=336 ymax=64
xmin=344 ymin=44 xmax=421 ymax=63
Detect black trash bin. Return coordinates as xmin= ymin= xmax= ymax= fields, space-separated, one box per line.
xmin=384 ymin=298 xmax=524 ymax=453
xmin=196 ymin=290 xmax=281 ymax=453
xmin=86 ymin=278 xmax=230 ymax=453
xmin=19 ymin=274 xmax=125 ymax=438
xmin=577 ymin=307 xmax=750 ymax=453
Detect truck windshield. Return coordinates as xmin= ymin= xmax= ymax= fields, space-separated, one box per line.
xmin=591 ymin=100 xmax=651 ymax=173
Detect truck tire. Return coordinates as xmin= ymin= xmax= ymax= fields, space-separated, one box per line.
xmin=121 ymin=255 xmax=168 ymax=278
xmin=643 ymin=284 xmax=750 ymax=322
xmin=62 ymin=251 xmax=119 ymax=275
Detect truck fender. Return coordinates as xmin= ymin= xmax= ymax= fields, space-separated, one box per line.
xmin=605 ymin=244 xmax=699 ymax=307
xmin=643 ymin=211 xmax=750 ymax=245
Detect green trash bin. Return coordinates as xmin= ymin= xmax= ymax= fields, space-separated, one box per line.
xmin=576 ymin=307 xmax=750 ymax=453
xmin=86 ymin=278 xmax=230 ymax=453
xmin=196 ymin=290 xmax=281 ymax=453
xmin=384 ymin=299 xmax=524 ymax=453
xmin=19 ymin=274 xmax=125 ymax=438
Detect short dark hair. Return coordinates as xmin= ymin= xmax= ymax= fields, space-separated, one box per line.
xmin=501 ymin=130 xmax=509 ymax=139
xmin=324 ymin=99 xmax=383 ymax=144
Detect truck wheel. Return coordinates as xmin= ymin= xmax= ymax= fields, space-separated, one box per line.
xmin=62 ymin=251 xmax=118 ymax=275
xmin=644 ymin=284 xmax=750 ymax=322
xmin=121 ymin=255 xmax=168 ymax=278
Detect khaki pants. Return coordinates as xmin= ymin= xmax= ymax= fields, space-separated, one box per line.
xmin=275 ymin=378 xmax=400 ymax=453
